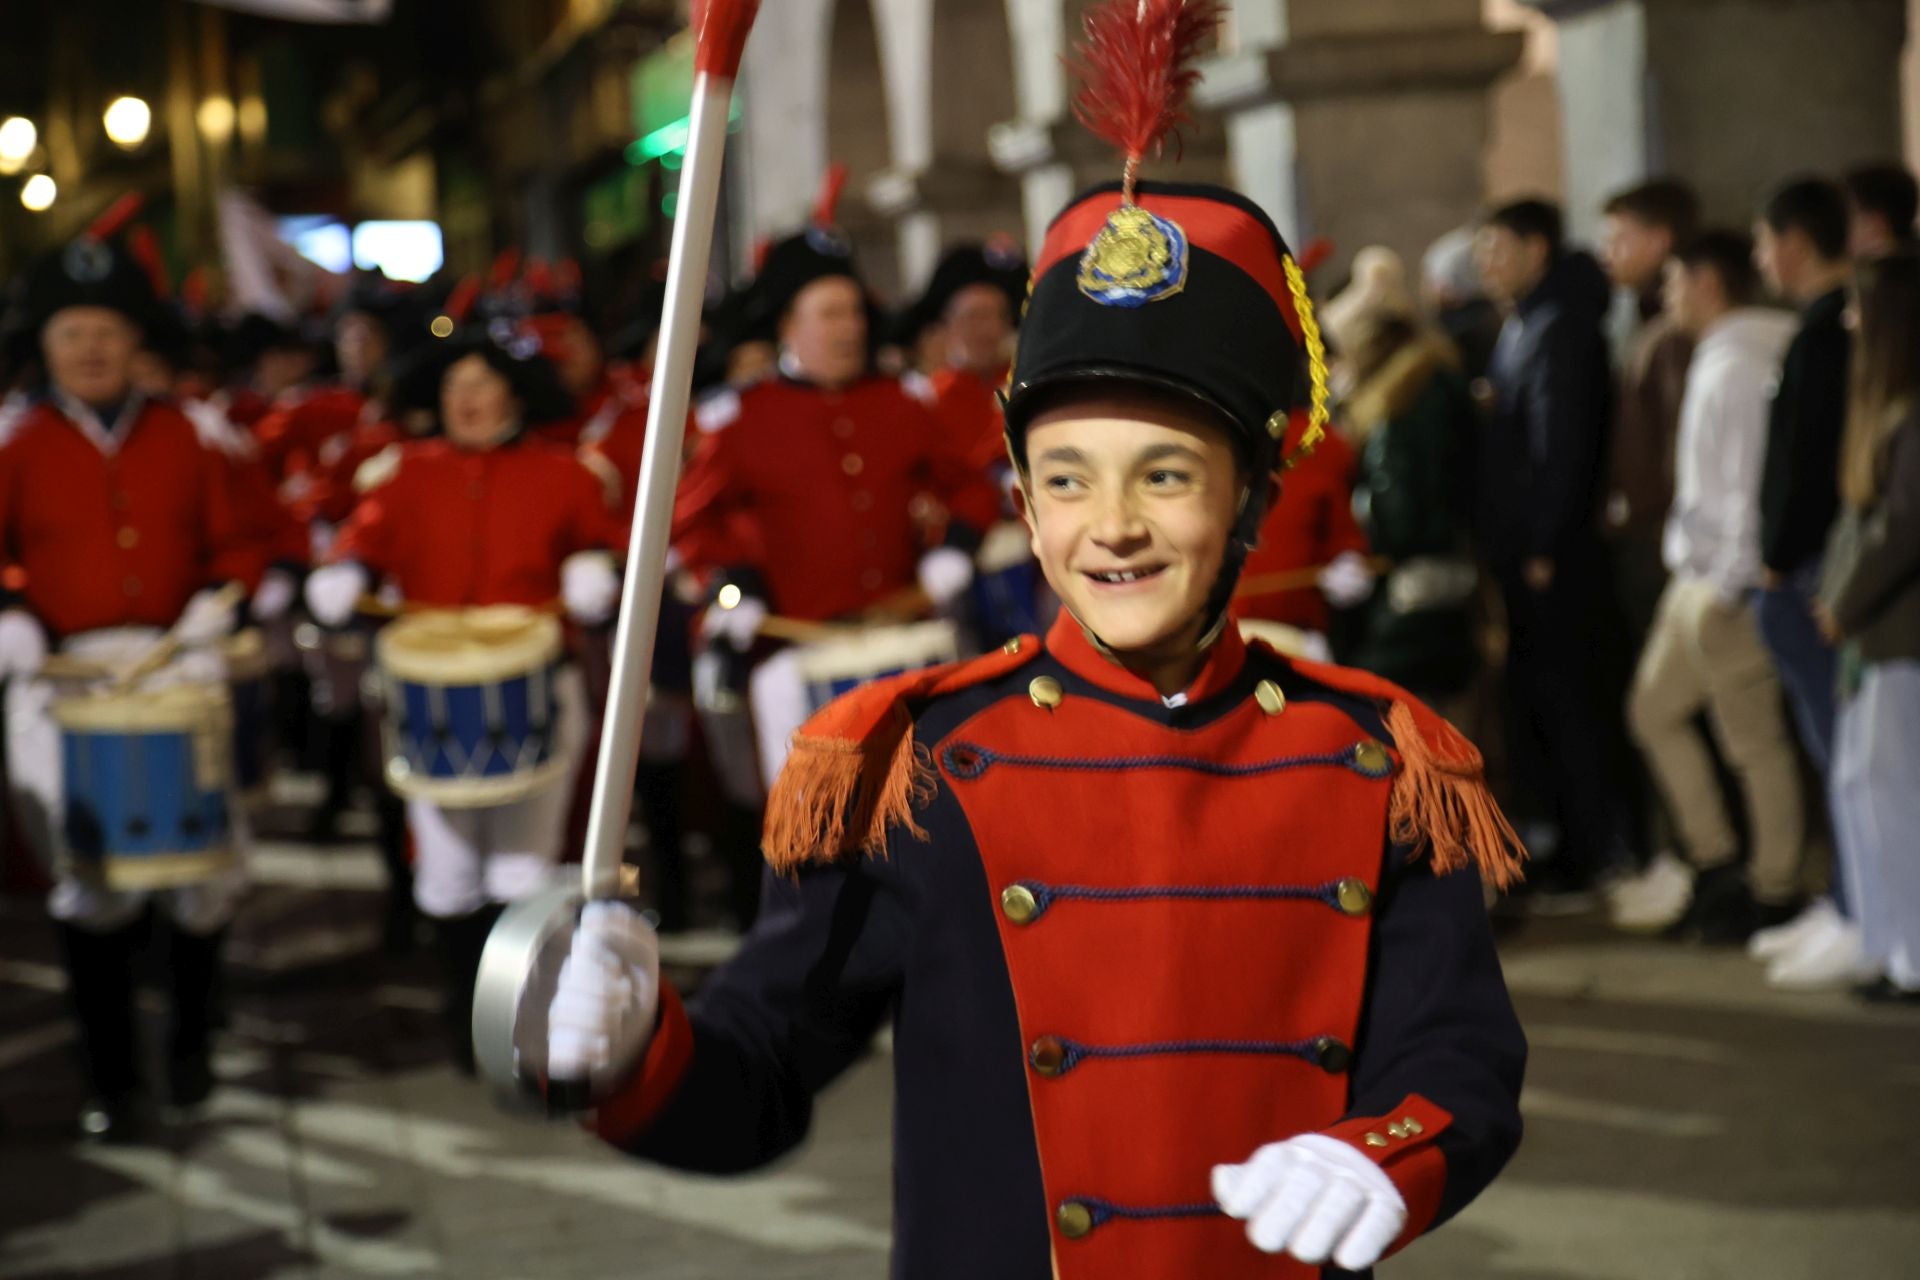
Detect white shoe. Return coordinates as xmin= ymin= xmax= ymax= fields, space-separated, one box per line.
xmin=1747 ymin=898 xmax=1839 ymax=962
xmin=1766 ymin=918 xmax=1880 ymax=990
xmin=1607 ymin=853 xmax=1693 ymax=932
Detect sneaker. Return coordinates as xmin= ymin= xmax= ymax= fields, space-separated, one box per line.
xmin=1767 ymin=918 xmax=1880 ymax=991
xmin=1748 ymin=897 xmax=1839 ymax=962
xmin=1608 ymin=853 xmax=1693 ymax=932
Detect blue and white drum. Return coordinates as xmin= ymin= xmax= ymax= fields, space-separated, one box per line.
xmin=746 ymin=620 xmax=961 ymax=790
xmin=53 ymin=682 xmax=237 ymax=891
xmin=970 ymin=521 xmax=1048 ymax=648
xmin=375 ymin=606 xmax=570 ymax=808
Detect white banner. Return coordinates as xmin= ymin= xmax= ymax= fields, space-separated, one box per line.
xmin=192 ymin=0 xmax=392 ymax=23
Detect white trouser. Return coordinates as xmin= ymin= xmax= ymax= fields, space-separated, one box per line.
xmin=405 ymin=665 xmax=585 ymax=919
xmin=9 ymin=627 xmax=248 ymax=935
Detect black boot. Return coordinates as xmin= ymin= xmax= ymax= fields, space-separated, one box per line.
xmin=375 ymin=793 xmax=418 ymax=954
xmin=635 ymin=760 xmax=689 ymax=933
xmin=163 ymin=922 xmax=225 ymax=1109
xmin=307 ymin=711 xmax=361 ymax=842
xmin=57 ymin=917 xmax=147 ymax=1141
xmin=435 ymin=904 xmax=506 ymax=1075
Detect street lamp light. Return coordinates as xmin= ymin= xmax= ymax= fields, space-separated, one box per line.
xmin=103 ymin=96 xmax=152 ymax=149
xmin=0 ymin=117 xmax=36 ymax=171
xmin=20 ymin=174 xmax=56 ymax=212
xmin=198 ymin=97 xmax=235 ymax=143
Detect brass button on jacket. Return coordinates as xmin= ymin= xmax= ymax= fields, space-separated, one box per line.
xmin=1029 ymin=1036 xmax=1067 ymax=1077
xmin=1254 ymin=678 xmax=1286 ymax=715
xmin=1028 ymin=676 xmax=1062 ymax=709
xmin=1000 ymin=884 xmax=1039 ymax=924
xmin=1312 ymin=1036 xmax=1353 ymax=1074
xmin=1057 ymin=1201 xmax=1094 ymax=1239
xmin=1335 ymin=877 xmax=1374 ymax=917
xmin=1353 ymin=739 xmax=1391 ymax=775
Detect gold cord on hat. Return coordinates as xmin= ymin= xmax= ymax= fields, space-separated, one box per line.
xmin=1281 ymin=254 xmax=1329 ymax=466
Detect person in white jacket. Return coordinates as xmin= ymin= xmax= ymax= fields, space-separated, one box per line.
xmin=1621 ymin=230 xmax=1806 ymax=942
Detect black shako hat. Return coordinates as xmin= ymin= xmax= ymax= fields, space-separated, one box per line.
xmin=22 ymin=237 xmax=162 ymax=336
xmin=389 ymin=328 xmax=575 ymax=430
xmin=1003 ymin=177 xmax=1325 ymax=480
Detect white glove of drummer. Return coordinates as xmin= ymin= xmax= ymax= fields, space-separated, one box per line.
xmin=699 ymin=592 xmax=767 ymax=652
xmin=1317 ymin=550 xmax=1376 ymax=609
xmin=1212 ymin=1133 xmax=1407 ymax=1270
xmin=305 ymin=562 xmax=369 ymax=628
xmin=252 ymin=568 xmax=298 ymax=624
xmin=0 ymin=609 xmax=48 ymax=679
xmin=916 ymin=546 xmax=975 ymax=609
xmin=176 ymin=587 xmax=239 ymax=646
xmin=546 ymin=901 xmax=661 ymax=1097
xmin=561 ymin=551 xmax=620 ymax=626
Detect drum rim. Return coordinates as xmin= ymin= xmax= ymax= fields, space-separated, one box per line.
xmin=376 ymin=608 xmax=564 ymax=684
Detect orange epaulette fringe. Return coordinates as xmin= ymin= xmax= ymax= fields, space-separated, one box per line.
xmin=762 ymin=637 xmax=1044 ymax=873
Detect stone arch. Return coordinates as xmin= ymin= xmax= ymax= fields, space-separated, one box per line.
xmin=923 ymin=0 xmax=1026 ymax=250
xmin=826 ymin=0 xmax=902 ymax=295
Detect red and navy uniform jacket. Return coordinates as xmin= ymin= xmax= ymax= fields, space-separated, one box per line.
xmin=929 ymin=363 xmax=1011 ymax=479
xmin=310 ymin=416 xmax=405 ymax=527
xmin=671 ymin=374 xmax=1001 ymax=621
xmin=0 ymin=395 xmax=265 ymax=638
xmin=328 ymin=436 xmax=623 ymax=607
xmin=1235 ymin=420 xmax=1369 ymax=635
xmin=251 ymin=385 xmax=366 ymax=486
xmin=576 ymin=383 xmax=656 ymax=514
xmin=589 ymin=611 xmax=1526 ymax=1279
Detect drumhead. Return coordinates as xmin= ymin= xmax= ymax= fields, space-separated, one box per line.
xmin=977 ymin=521 xmax=1036 ymax=573
xmin=52 ymin=682 xmax=231 ymax=733
xmin=377 ymin=607 xmax=563 ymax=684
xmin=793 ymin=620 xmax=960 ymax=684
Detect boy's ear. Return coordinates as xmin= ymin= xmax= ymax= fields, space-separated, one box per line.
xmin=1012 ymin=480 xmax=1039 ymax=557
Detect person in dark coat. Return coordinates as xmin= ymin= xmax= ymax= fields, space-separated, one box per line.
xmin=1474 ymin=198 xmax=1629 ymax=905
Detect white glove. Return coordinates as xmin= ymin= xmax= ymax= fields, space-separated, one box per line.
xmin=546 ymin=901 xmax=661 ymax=1098
xmin=176 ymin=587 xmax=238 ymax=646
xmin=700 ymin=591 xmax=767 ymax=652
xmin=0 ymin=609 xmax=48 ymax=679
xmin=252 ymin=568 xmax=298 ymax=623
xmin=305 ymin=562 xmax=369 ymax=628
xmin=1317 ymin=550 xmax=1376 ymax=609
xmin=917 ymin=546 xmax=975 ymax=609
xmin=562 ymin=551 xmax=621 ymax=626
xmin=1213 ymin=1133 xmax=1408 ymax=1270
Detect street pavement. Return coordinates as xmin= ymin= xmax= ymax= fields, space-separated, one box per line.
xmin=3 ymin=808 xmax=1919 ymax=1279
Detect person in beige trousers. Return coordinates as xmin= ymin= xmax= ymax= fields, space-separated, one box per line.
xmin=1624 ymin=231 xmax=1806 ymax=943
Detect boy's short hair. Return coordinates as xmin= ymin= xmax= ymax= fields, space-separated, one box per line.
xmin=1602 ymin=178 xmax=1701 ymax=243
xmin=1843 ymin=163 xmax=1919 ymax=238
xmin=1484 ymin=199 xmax=1563 ymax=255
xmin=1761 ymin=177 xmax=1851 ymax=261
xmin=1676 ymin=230 xmax=1761 ymax=308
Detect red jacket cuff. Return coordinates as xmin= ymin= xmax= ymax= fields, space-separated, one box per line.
xmin=588 ymin=981 xmax=694 ymax=1148
xmin=1320 ymin=1093 xmax=1453 ymax=1255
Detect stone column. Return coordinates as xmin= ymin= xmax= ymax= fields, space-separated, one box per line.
xmin=1196 ymin=0 xmax=1524 ymax=282
xmin=1528 ymin=0 xmax=1906 ymax=241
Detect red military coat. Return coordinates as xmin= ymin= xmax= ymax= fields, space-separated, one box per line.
xmin=928 ymin=364 xmax=1011 ymax=478
xmin=671 ymin=375 xmax=1000 ymax=621
xmin=1235 ymin=420 xmax=1369 ymax=635
xmin=590 ymin=612 xmax=1525 ymax=1278
xmin=0 ymin=396 xmax=264 ymax=637
xmin=329 ymin=435 xmax=623 ymax=607
xmin=251 ymin=385 xmax=366 ymax=486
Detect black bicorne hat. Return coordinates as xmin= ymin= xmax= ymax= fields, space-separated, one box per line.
xmin=22 ymin=237 xmax=162 ymax=335
xmin=389 ymin=328 xmax=576 ymax=429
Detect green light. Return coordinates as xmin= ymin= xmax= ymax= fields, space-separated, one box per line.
xmin=661 ymin=191 xmax=679 ymax=218
xmin=624 ymin=101 xmax=745 ymax=166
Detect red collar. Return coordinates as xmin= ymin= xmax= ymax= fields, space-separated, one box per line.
xmin=1044 ymin=610 xmax=1249 ymax=705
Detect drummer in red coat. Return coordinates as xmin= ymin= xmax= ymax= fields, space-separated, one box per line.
xmin=0 ymin=232 xmax=264 ymax=1140
xmin=306 ymin=331 xmax=625 ymax=1070
xmin=1232 ymin=415 xmax=1374 ymax=652
xmin=534 ymin=4 xmax=1525 ymax=1276
xmin=914 ymin=238 xmax=1029 ymax=482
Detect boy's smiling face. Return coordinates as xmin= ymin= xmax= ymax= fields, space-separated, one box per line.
xmin=1020 ymin=392 xmax=1245 ymax=670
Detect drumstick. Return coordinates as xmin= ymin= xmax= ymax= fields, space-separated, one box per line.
xmin=1233 ymin=556 xmax=1392 ymax=600
xmin=109 ymin=580 xmax=249 ymax=692
xmin=582 ymin=0 xmax=761 ymax=905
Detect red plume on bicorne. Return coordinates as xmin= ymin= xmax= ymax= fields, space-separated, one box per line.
xmin=181 ymin=266 xmax=209 ymax=315
xmin=488 ymin=247 xmax=522 ymax=291
xmin=811 ymin=162 xmax=848 ymax=231
xmin=1298 ymin=236 xmax=1336 ymax=275
xmin=127 ymin=225 xmax=171 ymax=297
xmin=86 ymin=192 xmax=147 ymax=243
xmin=1068 ymin=0 xmax=1223 ymax=200
xmin=443 ymin=276 xmax=482 ymax=324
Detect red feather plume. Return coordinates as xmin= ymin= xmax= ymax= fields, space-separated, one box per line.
xmin=86 ymin=192 xmax=146 ymax=243
xmin=812 ymin=162 xmax=848 ymax=230
xmin=1068 ymin=0 xmax=1223 ymax=194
